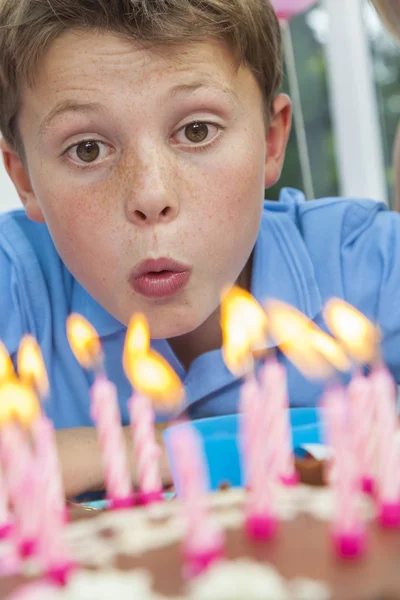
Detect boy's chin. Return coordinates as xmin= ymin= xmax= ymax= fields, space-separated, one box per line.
xmin=147 ymin=313 xmax=209 ymax=341
xmin=149 ymin=322 xmax=199 ymax=341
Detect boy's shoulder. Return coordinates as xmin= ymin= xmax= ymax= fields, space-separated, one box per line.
xmin=266 ymin=187 xmax=388 ymax=224
xmin=265 ymin=187 xmax=397 ymax=247
xmin=261 ymin=188 xmax=400 ymax=323
xmin=0 ymin=210 xmax=73 ymax=356
xmin=0 ymin=209 xmax=75 ymax=285
xmin=0 ymin=208 xmax=72 ymax=299
xmin=0 ymin=209 xmax=55 ymax=254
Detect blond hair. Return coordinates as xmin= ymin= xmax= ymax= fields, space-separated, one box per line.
xmin=370 ymin=0 xmax=400 ymax=41
xmin=0 ymin=0 xmax=282 ymax=158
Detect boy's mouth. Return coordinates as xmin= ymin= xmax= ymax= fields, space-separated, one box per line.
xmin=129 ymin=258 xmax=192 ymax=299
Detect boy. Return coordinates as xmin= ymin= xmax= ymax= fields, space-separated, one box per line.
xmin=1 ymin=0 xmax=400 ymax=498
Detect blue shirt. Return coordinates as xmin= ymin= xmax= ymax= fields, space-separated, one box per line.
xmin=1 ymin=188 xmax=400 ymax=429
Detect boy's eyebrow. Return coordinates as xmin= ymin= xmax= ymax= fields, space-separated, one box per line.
xmin=166 ymin=81 xmax=240 ymax=104
xmin=39 ymin=101 xmax=108 ymax=138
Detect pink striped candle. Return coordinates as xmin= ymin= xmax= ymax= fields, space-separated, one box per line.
xmin=32 ymin=416 xmax=67 ymax=523
xmin=91 ymin=376 xmax=134 ymax=510
xmin=129 ymin=393 xmax=163 ymax=505
xmin=67 ymin=316 xmax=134 ymax=509
xmin=320 ymin=384 xmax=343 ymax=486
xmin=0 ymin=460 xmax=12 ymax=539
xmin=259 ymin=358 xmax=298 ymax=486
xmin=239 ymin=374 xmax=261 ymax=482
xmin=170 ymin=424 xmax=224 ymax=579
xmin=348 ymin=372 xmax=376 ymax=494
xmin=16 ymin=337 xmax=68 ymax=524
xmin=324 ymin=385 xmax=366 ymax=558
xmin=36 ymin=455 xmax=76 ymax=586
xmin=370 ymin=363 xmax=400 ymax=527
xmin=0 ymin=425 xmax=41 ymax=558
xmin=242 ymin=379 xmax=278 ymax=541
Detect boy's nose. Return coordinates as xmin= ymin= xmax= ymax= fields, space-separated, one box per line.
xmin=124 ymin=151 xmax=179 ymax=227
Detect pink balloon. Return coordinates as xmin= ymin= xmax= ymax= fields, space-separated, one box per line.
xmin=270 ymin=0 xmax=318 ymax=20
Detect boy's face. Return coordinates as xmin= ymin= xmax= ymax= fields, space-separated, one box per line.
xmin=10 ymin=32 xmax=291 ymax=339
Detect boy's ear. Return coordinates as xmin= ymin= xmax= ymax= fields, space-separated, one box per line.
xmin=264 ymin=94 xmax=292 ymax=190
xmin=0 ymin=138 xmax=45 ymax=222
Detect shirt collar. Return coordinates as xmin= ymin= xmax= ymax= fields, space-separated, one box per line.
xmin=71 ymin=281 xmax=126 ymax=339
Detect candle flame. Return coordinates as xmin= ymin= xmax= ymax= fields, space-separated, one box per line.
xmin=66 ymin=314 xmax=102 ymax=369
xmin=221 ymin=286 xmax=267 ymax=375
xmin=123 ymin=313 xmax=150 ymax=374
xmin=323 ymin=298 xmax=379 ymax=364
xmin=0 ymin=342 xmax=15 ymax=384
xmin=17 ymin=336 xmax=49 ymax=398
xmin=0 ymin=380 xmax=40 ymax=427
xmin=308 ymin=327 xmax=351 ymax=373
xmin=266 ymin=300 xmax=340 ymax=379
xmin=124 ymin=350 xmax=183 ymax=411
xmin=222 ymin=319 xmax=255 ymax=376
xmin=265 ymin=300 xmax=311 ymax=344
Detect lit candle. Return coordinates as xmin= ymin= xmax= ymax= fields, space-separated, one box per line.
xmin=324 ymin=299 xmax=379 ymax=495
xmin=0 ymin=379 xmax=41 ymax=558
xmin=13 ymin=338 xmax=75 ymax=582
xmin=266 ymin=300 xmax=367 ymax=558
xmin=221 ymin=287 xmax=278 ymax=539
xmin=67 ymin=315 xmax=134 ymax=510
xmin=169 ymin=423 xmax=224 ymax=579
xmin=123 ymin=314 xmax=184 ymax=505
xmin=220 ymin=286 xmax=262 ymax=474
xmin=265 ymin=301 xmax=350 ymax=486
xmin=17 ymin=337 xmax=67 ymax=523
xmin=324 ymin=298 xmax=398 ymax=524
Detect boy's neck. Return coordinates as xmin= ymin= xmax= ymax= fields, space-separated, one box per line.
xmin=168 ymin=306 xmax=223 ymax=371
xmin=168 ymin=253 xmax=253 ymax=371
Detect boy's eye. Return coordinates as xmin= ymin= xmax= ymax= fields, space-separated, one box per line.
xmin=76 ymin=141 xmax=101 ymax=162
xmin=65 ymin=140 xmax=111 ymax=164
xmin=185 ymin=122 xmax=209 ymax=143
xmin=174 ymin=121 xmax=221 ymax=146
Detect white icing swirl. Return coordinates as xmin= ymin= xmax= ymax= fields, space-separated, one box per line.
xmin=289 ymin=578 xmax=331 ymax=600
xmin=7 ymin=570 xmax=182 ymax=600
xmin=188 ymin=560 xmax=331 ymax=600
xmin=189 ymin=560 xmax=291 ymax=600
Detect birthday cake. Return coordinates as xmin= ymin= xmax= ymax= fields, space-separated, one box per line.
xmin=1 ymin=298 xmax=399 ymax=600
xmin=2 ymin=479 xmax=400 ymax=600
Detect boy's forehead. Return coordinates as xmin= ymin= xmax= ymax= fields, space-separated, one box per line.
xmin=19 ymin=30 xmax=258 ymax=136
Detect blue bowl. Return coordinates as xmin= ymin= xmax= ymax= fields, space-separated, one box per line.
xmin=163 ymin=408 xmax=324 ymax=493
